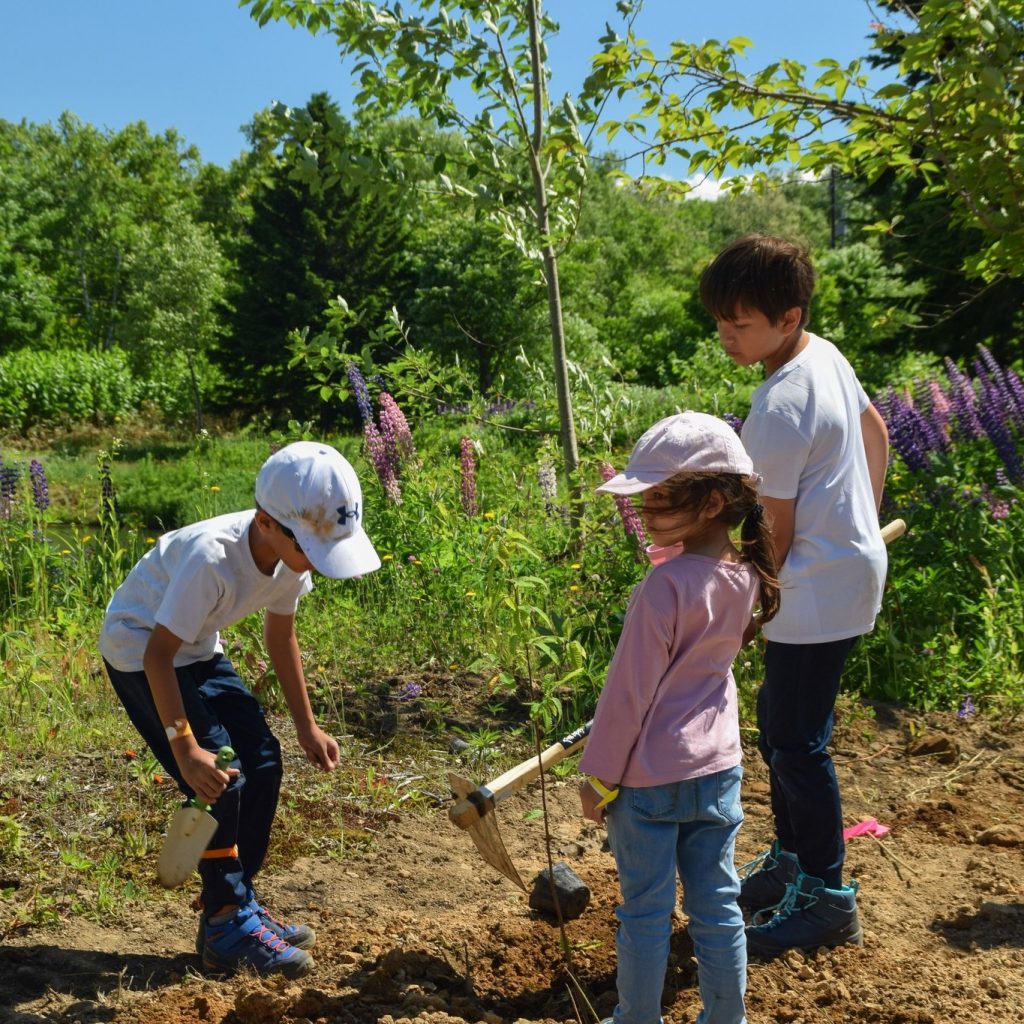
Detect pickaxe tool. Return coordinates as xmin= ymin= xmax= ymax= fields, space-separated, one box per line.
xmin=448 ymin=721 xmax=592 ymax=889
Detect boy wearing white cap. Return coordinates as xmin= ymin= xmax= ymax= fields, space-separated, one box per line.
xmin=100 ymin=441 xmax=380 ymax=979
xmin=580 ymin=412 xmax=780 ymax=1024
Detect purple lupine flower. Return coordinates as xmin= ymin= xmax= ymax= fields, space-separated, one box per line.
xmin=957 ymin=695 xmax=976 ymax=720
xmin=1005 ymin=367 xmax=1024 ymax=430
xmin=460 ymin=437 xmax=477 ymax=516
xmin=398 ymin=681 xmax=422 ymax=700
xmin=364 ymin=420 xmax=401 ymax=503
xmin=29 ymin=459 xmax=49 ymax=512
xmin=723 ymin=412 xmax=744 ymax=434
xmin=975 ymin=346 xmax=1024 ymax=428
xmin=347 ymin=363 xmax=374 ymax=426
xmin=379 ymin=392 xmax=416 ymax=469
xmin=0 ymin=460 xmax=19 ymax=520
xmin=973 ymin=353 xmax=1013 ymax=432
xmin=944 ymin=358 xmax=985 ymax=442
xmin=874 ymin=389 xmax=936 ymax=472
xmin=599 ymin=461 xmax=647 ymax=548
xmin=976 ymin=377 xmax=1024 ymax=483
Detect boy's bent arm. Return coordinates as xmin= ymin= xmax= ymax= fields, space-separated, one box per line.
xmin=264 ymin=610 xmax=340 ymax=771
xmin=861 ymin=404 xmax=889 ymax=513
xmin=762 ymin=495 xmax=796 ymax=567
xmin=143 ymin=624 xmax=189 ymax=729
xmin=143 ymin=625 xmax=236 ymax=804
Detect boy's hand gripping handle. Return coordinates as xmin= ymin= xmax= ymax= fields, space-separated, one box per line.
xmin=191 ymin=745 xmax=235 ymax=811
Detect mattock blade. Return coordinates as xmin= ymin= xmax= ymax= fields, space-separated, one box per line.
xmin=448 ymin=772 xmax=527 ymax=891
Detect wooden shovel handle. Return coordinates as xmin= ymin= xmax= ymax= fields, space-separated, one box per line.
xmin=449 ymin=721 xmax=592 ymax=830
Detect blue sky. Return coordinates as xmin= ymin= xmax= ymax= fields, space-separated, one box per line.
xmin=0 ymin=1 xmax=883 ymax=171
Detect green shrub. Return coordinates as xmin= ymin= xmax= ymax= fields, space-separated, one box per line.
xmin=0 ymin=347 xmax=142 ymax=430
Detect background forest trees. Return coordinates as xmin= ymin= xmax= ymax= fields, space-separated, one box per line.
xmin=0 ymin=0 xmax=1021 ymax=432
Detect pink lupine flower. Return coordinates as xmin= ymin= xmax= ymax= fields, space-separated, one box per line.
xmin=380 ymin=391 xmax=416 ymax=470
xmin=600 ymin=461 xmax=647 ymax=548
xmin=460 ymin=437 xmax=477 ymax=516
xmin=365 ymin=420 xmax=401 ymax=504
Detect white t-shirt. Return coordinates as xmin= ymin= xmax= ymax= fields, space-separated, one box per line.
xmin=742 ymin=334 xmax=887 ymax=644
xmin=99 ymin=510 xmax=313 ymax=673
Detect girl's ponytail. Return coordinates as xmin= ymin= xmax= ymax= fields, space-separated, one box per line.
xmin=740 ymin=501 xmax=780 ymax=623
xmin=648 ymin=471 xmax=780 ymax=621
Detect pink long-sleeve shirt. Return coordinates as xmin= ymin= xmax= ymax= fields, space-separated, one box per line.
xmin=579 ymin=554 xmax=759 ymax=788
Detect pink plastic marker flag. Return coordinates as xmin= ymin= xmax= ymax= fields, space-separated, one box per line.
xmin=843 ymin=817 xmax=891 ymax=841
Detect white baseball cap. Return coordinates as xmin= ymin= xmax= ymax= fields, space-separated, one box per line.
xmin=256 ymin=441 xmax=381 ymax=579
xmin=596 ymin=412 xmax=757 ymax=495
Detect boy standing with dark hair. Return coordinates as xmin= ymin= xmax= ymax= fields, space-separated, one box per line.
xmin=101 ymin=441 xmax=381 ymax=977
xmin=699 ymin=234 xmax=890 ymax=958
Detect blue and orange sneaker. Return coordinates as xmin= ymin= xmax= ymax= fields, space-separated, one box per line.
xmin=251 ymin=895 xmax=316 ymax=950
xmin=201 ymin=905 xmax=314 ymax=978
xmin=196 ymin=891 xmax=316 ymax=956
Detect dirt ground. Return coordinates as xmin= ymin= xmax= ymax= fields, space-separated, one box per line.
xmin=2 ymin=697 xmax=1023 ymax=1024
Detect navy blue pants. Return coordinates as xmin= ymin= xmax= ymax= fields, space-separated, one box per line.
xmin=757 ymin=637 xmax=857 ymax=890
xmin=104 ymin=654 xmax=282 ymax=912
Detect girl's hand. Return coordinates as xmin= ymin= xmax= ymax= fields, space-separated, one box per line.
xmin=297 ymin=723 xmax=340 ymax=771
xmin=579 ymin=779 xmax=608 ymax=826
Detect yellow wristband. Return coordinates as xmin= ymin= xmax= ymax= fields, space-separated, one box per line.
xmin=589 ymin=776 xmax=619 ymax=810
xmin=164 ymin=718 xmax=192 ymax=742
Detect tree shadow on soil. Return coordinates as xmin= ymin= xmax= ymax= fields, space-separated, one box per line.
xmin=0 ymin=944 xmax=196 ymax=1024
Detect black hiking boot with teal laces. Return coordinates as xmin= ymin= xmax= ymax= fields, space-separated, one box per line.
xmin=738 ymin=841 xmax=801 ymax=914
xmin=746 ymin=873 xmax=863 ymax=960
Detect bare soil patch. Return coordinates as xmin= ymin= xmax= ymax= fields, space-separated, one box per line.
xmin=2 ymin=692 xmax=1023 ymax=1024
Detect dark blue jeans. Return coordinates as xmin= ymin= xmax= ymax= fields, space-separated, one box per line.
xmin=757 ymin=638 xmax=857 ymax=890
xmin=104 ymin=654 xmax=283 ymax=912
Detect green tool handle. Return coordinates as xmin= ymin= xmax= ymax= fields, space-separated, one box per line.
xmin=190 ymin=745 xmax=235 ymax=813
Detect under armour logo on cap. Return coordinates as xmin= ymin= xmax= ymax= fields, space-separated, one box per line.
xmin=256 ymin=441 xmax=380 ymax=579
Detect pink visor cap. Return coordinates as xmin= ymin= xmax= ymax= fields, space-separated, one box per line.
xmin=597 ymin=412 xmax=757 ymax=495
xmin=256 ymin=441 xmax=381 ymax=579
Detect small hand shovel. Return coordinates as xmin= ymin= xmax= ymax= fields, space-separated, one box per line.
xmin=157 ymin=745 xmax=235 ymax=888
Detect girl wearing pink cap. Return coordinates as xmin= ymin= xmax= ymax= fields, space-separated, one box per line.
xmin=579 ymin=411 xmax=779 ymax=1024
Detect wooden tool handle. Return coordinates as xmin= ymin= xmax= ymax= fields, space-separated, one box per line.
xmin=449 ymin=721 xmax=591 ymax=830
xmin=880 ymin=518 xmax=906 ymax=545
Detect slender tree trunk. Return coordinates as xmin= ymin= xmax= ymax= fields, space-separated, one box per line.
xmin=527 ymin=0 xmax=579 ymax=481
